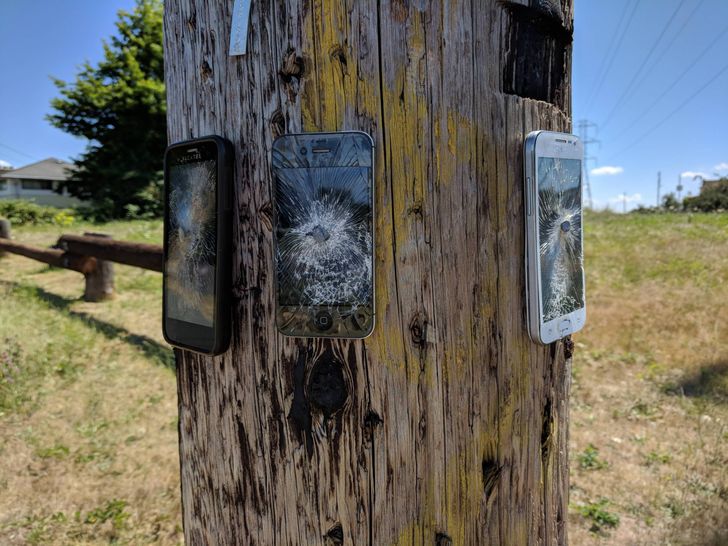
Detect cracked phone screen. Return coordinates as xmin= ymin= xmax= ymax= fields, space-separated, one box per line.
xmin=538 ymin=157 xmax=584 ymax=322
xmin=273 ymin=134 xmax=373 ymax=335
xmin=165 ymin=160 xmax=217 ymax=327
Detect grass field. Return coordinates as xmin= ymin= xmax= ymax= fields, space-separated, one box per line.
xmin=0 ymin=221 xmax=180 ymax=545
xmin=0 ymin=212 xmax=726 ymax=544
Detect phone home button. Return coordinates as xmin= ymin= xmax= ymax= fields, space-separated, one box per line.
xmin=314 ymin=311 xmax=334 ymax=332
xmin=559 ymin=319 xmax=572 ymax=337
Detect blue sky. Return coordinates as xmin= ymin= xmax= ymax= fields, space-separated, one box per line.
xmin=0 ymin=1 xmax=137 ymax=168
xmin=574 ymin=0 xmax=728 ymax=210
xmin=1 ymin=1 xmax=727 ymax=211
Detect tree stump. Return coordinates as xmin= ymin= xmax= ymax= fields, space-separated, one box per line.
xmin=164 ymin=0 xmax=574 ymax=543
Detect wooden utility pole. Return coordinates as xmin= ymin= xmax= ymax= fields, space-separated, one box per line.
xmin=164 ymin=1 xmax=574 ymax=544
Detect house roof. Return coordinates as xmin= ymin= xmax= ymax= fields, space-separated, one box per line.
xmin=0 ymin=158 xmax=76 ymax=181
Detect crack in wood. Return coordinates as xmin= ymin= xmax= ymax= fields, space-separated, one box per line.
xmin=564 ymin=335 xmax=574 ymax=360
xmin=541 ymin=396 xmax=553 ymax=461
xmin=287 ymin=348 xmax=314 ymax=457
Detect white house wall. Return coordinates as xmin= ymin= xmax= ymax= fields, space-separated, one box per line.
xmin=0 ymin=180 xmax=84 ymax=208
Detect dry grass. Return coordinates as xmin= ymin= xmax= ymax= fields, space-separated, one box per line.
xmin=569 ymin=211 xmax=728 ymax=545
xmin=0 ymin=220 xmax=181 ymax=545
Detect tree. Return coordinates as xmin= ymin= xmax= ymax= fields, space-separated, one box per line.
xmin=683 ymin=179 xmax=728 ymax=212
xmin=662 ymin=193 xmax=680 ymax=211
xmin=166 ymin=0 xmax=574 ymax=543
xmin=48 ymin=0 xmax=165 ymax=219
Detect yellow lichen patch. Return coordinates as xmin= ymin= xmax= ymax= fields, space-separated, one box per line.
xmin=300 ymin=0 xmax=479 ymax=385
xmin=301 ymin=0 xmax=353 ymax=132
xmin=389 ymin=429 xmax=501 ymax=545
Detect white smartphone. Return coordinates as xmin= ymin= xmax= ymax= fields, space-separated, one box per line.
xmin=524 ymin=131 xmax=586 ymax=345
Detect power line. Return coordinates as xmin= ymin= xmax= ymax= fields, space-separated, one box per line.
xmin=608 ymin=21 xmax=728 ymax=142
xmin=608 ymin=60 xmax=728 ymax=161
xmin=622 ymin=0 xmax=706 ymax=110
xmin=583 ymin=0 xmax=633 ymax=108
xmin=600 ymin=0 xmax=685 ymax=130
xmin=585 ymin=0 xmax=640 ymax=112
xmin=0 ymin=142 xmax=39 ymax=162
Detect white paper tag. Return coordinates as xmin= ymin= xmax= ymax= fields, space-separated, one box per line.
xmin=229 ymin=0 xmax=252 ymax=56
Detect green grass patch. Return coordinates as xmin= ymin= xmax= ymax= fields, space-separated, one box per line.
xmin=575 ymin=498 xmax=620 ymax=534
xmin=577 ymin=443 xmax=609 ymax=470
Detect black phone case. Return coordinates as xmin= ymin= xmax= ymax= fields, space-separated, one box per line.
xmin=162 ymin=135 xmax=233 ymax=355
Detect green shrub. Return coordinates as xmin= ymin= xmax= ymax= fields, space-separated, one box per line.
xmin=0 ymin=200 xmax=77 ymax=227
xmin=0 ymin=200 xmax=60 ymax=226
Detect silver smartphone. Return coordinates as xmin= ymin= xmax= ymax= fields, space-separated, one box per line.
xmin=271 ymin=131 xmax=375 ymax=338
xmin=524 ymin=131 xmax=586 ymax=344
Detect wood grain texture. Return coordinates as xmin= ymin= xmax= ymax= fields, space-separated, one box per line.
xmin=164 ymin=0 xmax=574 ymax=544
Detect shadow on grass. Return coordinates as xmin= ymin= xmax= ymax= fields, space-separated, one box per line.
xmin=0 ymin=280 xmax=174 ymax=369
xmin=664 ymin=361 xmax=728 ymax=404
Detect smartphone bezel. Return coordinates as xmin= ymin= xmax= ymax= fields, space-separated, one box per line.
xmin=524 ymin=130 xmax=586 ymax=345
xmin=271 ymin=131 xmax=375 ymax=339
xmin=162 ymin=135 xmax=232 ymax=355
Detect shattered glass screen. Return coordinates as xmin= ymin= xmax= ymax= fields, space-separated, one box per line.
xmin=538 ymin=157 xmax=584 ymax=322
xmin=165 ymin=160 xmax=217 ymax=327
xmin=274 ymin=164 xmax=372 ymax=307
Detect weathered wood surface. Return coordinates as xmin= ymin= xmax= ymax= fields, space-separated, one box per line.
xmin=79 ymin=233 xmax=115 ymax=302
xmin=0 ymin=239 xmax=97 ymax=275
xmin=58 ymin=234 xmax=163 ymax=272
xmin=0 ymin=219 xmax=10 ymax=257
xmin=164 ymin=0 xmax=574 ymax=544
xmin=0 ymin=237 xmax=114 ymax=302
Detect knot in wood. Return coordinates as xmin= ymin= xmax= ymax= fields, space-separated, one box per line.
xmin=329 ymin=45 xmax=348 ymax=76
xmin=307 ymin=355 xmax=348 ymax=418
xmin=409 ymin=313 xmax=428 ymax=349
xmin=200 ymin=60 xmax=213 ymax=81
xmin=435 ymin=532 xmax=453 ymax=545
xmin=270 ymin=110 xmax=286 ymax=138
xmin=481 ymin=459 xmax=502 ymax=502
xmin=324 ymin=523 xmax=344 ymax=545
xmin=363 ymin=410 xmax=383 ymax=442
xmin=279 ymin=48 xmax=305 ymax=83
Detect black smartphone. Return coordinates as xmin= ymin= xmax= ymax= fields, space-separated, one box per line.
xmin=162 ymin=136 xmax=232 ymax=355
xmin=272 ymin=131 xmax=375 ymax=338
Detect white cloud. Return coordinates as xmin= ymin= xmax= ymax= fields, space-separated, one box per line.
xmin=591 ymin=165 xmax=624 ymax=176
xmin=0 ymin=159 xmax=12 ymax=169
xmin=609 ymin=193 xmax=642 ymax=204
xmin=681 ymin=171 xmax=709 ymax=179
xmin=714 ymin=163 xmax=728 ymax=172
